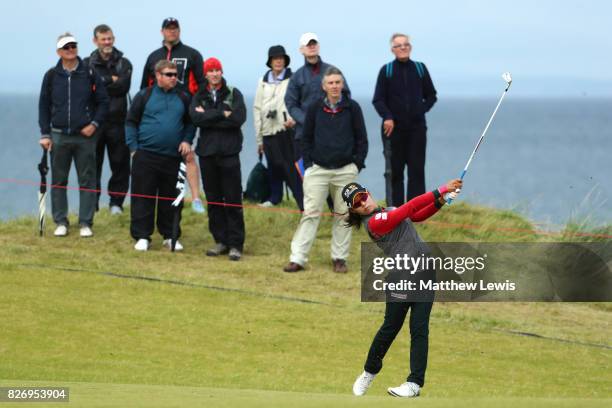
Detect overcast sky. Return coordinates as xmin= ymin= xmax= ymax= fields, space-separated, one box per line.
xmin=2 ymin=0 xmax=611 ymax=97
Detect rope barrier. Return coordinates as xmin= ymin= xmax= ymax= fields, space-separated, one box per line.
xmin=1 ymin=177 xmax=610 ymax=239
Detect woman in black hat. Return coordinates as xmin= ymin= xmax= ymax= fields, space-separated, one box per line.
xmin=253 ymin=45 xmax=303 ymax=210
xmin=345 ymin=178 xmax=462 ymax=398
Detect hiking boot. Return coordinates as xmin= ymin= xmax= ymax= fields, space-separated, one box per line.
xmin=206 ymin=243 xmax=229 ymax=256
xmin=134 ymin=239 xmax=149 ymax=251
xmin=283 ymin=262 xmax=305 ymax=273
xmin=79 ymin=226 xmax=93 ymax=238
xmin=387 ymin=382 xmax=420 ymax=398
xmin=353 ymin=371 xmax=376 ymax=396
xmin=162 ymin=239 xmax=183 ymax=251
xmin=332 ymin=259 xmax=348 ymax=273
xmin=54 ymin=225 xmax=68 ymax=237
xmin=228 ymin=248 xmax=242 ymax=261
xmin=110 ymin=205 xmax=123 ymax=215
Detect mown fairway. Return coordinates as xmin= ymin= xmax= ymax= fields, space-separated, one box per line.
xmin=1 ymin=202 xmax=610 ymax=407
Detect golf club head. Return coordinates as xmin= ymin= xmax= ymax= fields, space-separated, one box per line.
xmin=502 ymin=72 xmax=512 ymax=87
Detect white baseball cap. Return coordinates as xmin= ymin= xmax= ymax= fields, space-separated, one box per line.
xmin=57 ymin=36 xmax=77 ymax=49
xmin=299 ymin=32 xmax=319 ymax=47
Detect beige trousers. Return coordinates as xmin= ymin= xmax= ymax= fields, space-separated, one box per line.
xmin=289 ymin=163 xmax=359 ymax=266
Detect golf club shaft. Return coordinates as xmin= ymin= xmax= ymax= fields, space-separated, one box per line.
xmin=447 ymin=82 xmax=511 ymax=204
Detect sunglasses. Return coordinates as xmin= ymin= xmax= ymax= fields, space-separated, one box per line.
xmin=61 ymin=43 xmax=77 ymax=50
xmin=161 ymin=72 xmax=178 ymax=78
xmin=351 ymin=192 xmax=369 ymax=209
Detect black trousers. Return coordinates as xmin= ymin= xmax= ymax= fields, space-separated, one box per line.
xmin=364 ymin=301 xmax=433 ymax=387
xmin=263 ymin=130 xmax=304 ymax=210
xmin=95 ymin=122 xmax=130 ymax=208
xmin=130 ymin=150 xmax=182 ymax=241
xmin=199 ymin=154 xmax=245 ymax=251
xmin=383 ymin=126 xmax=427 ymax=207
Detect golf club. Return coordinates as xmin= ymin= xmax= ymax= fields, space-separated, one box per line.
xmin=447 ymin=72 xmax=512 ymax=204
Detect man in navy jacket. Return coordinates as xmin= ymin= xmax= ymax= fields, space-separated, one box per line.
xmin=372 ymin=33 xmax=437 ymax=206
xmin=38 ymin=33 xmax=109 ymax=238
xmin=284 ymin=67 xmax=368 ymax=274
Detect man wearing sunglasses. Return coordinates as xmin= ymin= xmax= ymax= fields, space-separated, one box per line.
xmin=38 ymin=33 xmax=109 ymax=238
xmin=126 ymin=60 xmax=195 ymax=252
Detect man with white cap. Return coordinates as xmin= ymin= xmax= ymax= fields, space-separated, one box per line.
xmin=285 ymin=32 xmax=349 ymax=159
xmin=38 ymin=32 xmax=109 ymax=238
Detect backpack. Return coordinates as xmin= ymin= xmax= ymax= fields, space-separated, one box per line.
xmin=243 ymin=154 xmax=270 ymax=203
xmin=385 ymin=60 xmax=425 ymax=79
xmin=131 ymin=86 xmax=191 ymax=125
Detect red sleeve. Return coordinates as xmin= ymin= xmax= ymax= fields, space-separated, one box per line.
xmin=188 ymin=71 xmax=199 ymax=95
xmin=368 ymin=191 xmax=440 ymax=236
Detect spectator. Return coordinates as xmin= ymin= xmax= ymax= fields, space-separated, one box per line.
xmin=190 ymin=58 xmax=247 ymax=261
xmin=84 ymin=24 xmax=132 ymax=215
xmin=38 ymin=33 xmax=109 ymax=238
xmin=253 ymin=45 xmax=303 ymax=210
xmin=141 ymin=17 xmax=205 ymax=214
xmin=372 ymin=33 xmax=437 ymax=206
xmin=126 ymin=60 xmax=195 ymax=251
xmin=283 ymin=67 xmax=368 ymax=273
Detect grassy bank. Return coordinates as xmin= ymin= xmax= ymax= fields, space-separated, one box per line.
xmin=0 ymin=202 xmax=610 ymax=407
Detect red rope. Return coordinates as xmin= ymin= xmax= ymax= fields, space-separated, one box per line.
xmin=1 ymin=177 xmax=610 ymax=239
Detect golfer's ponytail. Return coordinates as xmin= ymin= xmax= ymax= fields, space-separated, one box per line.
xmin=345 ymin=211 xmax=362 ymax=229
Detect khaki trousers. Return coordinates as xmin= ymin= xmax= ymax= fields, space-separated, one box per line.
xmin=289 ymin=163 xmax=358 ymax=266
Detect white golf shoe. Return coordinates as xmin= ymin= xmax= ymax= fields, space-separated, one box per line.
xmin=54 ymin=225 xmax=68 ymax=237
xmin=162 ymin=239 xmax=183 ymax=251
xmin=352 ymin=371 xmax=376 ymax=396
xmin=134 ymin=239 xmax=149 ymax=251
xmin=387 ymin=381 xmax=420 ymax=398
xmin=110 ymin=205 xmax=123 ymax=215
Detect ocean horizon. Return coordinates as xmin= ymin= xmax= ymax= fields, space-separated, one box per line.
xmin=1 ymin=94 xmax=610 ymax=229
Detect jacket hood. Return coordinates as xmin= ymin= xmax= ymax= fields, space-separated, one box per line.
xmin=262 ymin=67 xmax=293 ymax=83
xmin=322 ymin=89 xmax=351 ymax=108
xmin=88 ymin=47 xmax=124 ymax=65
xmin=54 ymin=56 xmax=86 ymax=74
xmin=201 ymin=77 xmax=227 ymax=90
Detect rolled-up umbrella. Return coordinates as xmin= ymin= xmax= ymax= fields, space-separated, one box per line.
xmin=170 ymin=161 xmax=187 ymax=252
xmin=37 ymin=149 xmax=49 ymax=236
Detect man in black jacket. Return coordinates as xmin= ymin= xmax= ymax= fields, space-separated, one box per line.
xmin=84 ymin=24 xmax=132 ymax=214
xmin=141 ymin=17 xmax=205 ymax=214
xmin=284 ymin=67 xmax=368 ymax=274
xmin=372 ymin=33 xmax=437 ymax=206
xmin=189 ymin=58 xmax=246 ymax=261
xmin=39 ymin=33 xmax=109 ymax=238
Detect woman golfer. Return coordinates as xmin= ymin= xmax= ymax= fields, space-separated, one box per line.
xmin=344 ymin=178 xmax=462 ymax=398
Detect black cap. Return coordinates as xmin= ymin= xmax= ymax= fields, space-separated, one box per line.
xmin=162 ymin=17 xmax=180 ymax=29
xmin=266 ymin=45 xmax=290 ymax=68
xmin=341 ymin=182 xmax=368 ymax=208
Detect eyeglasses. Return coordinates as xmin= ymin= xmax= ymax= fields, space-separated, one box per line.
xmin=352 ymin=192 xmax=369 ymax=209
xmin=392 ymin=43 xmax=411 ymax=49
xmin=161 ymin=72 xmax=178 ymax=78
xmin=61 ymin=43 xmax=77 ymax=50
